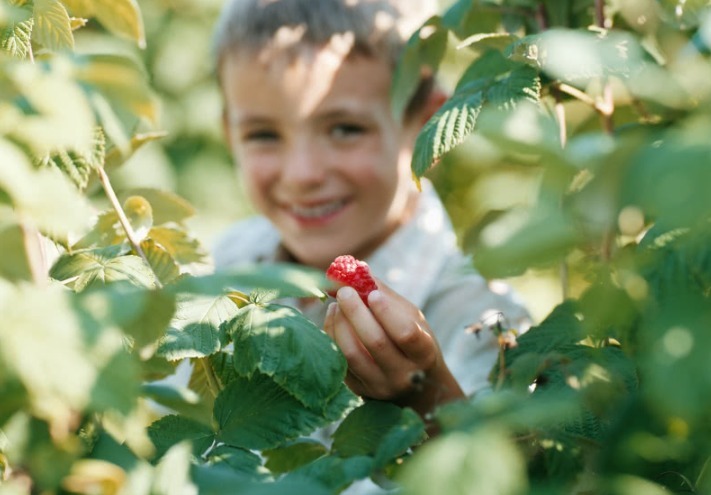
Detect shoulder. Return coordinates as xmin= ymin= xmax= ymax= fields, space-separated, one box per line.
xmin=211 ymin=216 xmax=281 ymax=269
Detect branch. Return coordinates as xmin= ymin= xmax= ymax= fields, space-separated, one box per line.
xmin=97 ymin=167 xmax=163 ymax=289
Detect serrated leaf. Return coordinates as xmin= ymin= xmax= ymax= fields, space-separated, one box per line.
xmin=331 ymin=401 xmax=422 ymax=459
xmin=1 ymin=17 xmax=33 ymax=59
xmin=412 ymin=51 xmax=540 ymax=177
xmin=50 ymin=246 xmax=157 ymax=291
xmin=284 ymin=455 xmax=374 ymax=493
xmin=228 ymin=303 xmax=347 ymax=411
xmin=156 ymin=295 xmax=237 ymax=361
xmin=263 ymin=439 xmax=328 ymax=474
xmin=32 ymin=0 xmax=73 ymax=51
xmin=206 ymin=445 xmax=266 ymax=479
xmin=373 ymin=407 xmax=427 ymax=467
xmin=214 ymin=373 xmax=340 ymax=450
xmin=168 ymin=263 xmax=329 ymax=300
xmin=37 ymin=126 xmax=105 ymax=190
xmin=148 ymin=226 xmax=205 ymax=265
xmin=391 ymin=16 xmax=448 ymax=121
xmin=141 ymin=239 xmax=181 ymax=285
xmin=105 ymin=130 xmax=168 ymax=170
xmin=147 ymin=414 xmax=215 ymax=461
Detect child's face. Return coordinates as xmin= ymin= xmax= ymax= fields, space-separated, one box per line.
xmin=221 ymin=43 xmax=422 ymax=270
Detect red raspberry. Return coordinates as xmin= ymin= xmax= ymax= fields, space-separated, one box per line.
xmin=326 ymin=255 xmax=378 ymax=304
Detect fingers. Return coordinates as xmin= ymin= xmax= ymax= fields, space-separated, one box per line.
xmin=366 ymin=284 xmax=438 ymax=370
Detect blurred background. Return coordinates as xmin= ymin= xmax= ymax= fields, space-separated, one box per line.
xmin=75 ymin=0 xmax=562 ymax=323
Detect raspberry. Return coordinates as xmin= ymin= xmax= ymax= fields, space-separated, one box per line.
xmin=326 ymin=255 xmax=378 ymax=304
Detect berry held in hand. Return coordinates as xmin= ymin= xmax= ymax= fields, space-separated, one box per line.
xmin=326 ymin=255 xmax=378 ymax=304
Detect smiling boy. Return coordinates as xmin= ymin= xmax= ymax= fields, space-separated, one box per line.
xmin=212 ymin=0 xmax=530 ymax=428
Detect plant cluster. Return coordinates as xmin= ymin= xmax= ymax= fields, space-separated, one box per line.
xmin=1 ymin=0 xmax=711 ymax=494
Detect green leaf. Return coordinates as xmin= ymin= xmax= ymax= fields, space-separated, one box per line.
xmin=142 ymin=239 xmax=181 ymax=285
xmin=32 ymin=0 xmax=73 ymax=50
xmin=412 ymin=50 xmax=540 ymax=177
xmin=122 ymin=188 xmax=195 ymax=225
xmin=1 ymin=17 xmax=33 ymax=59
xmin=153 ymin=442 xmax=199 ymax=495
xmin=214 ymin=373 xmax=351 ymax=450
xmin=332 ymin=401 xmax=411 ymax=457
xmin=263 ymin=439 xmax=328 ymax=474
xmin=284 ymin=455 xmax=374 ymax=493
xmin=50 ymin=246 xmax=157 ymax=291
xmin=206 ymin=445 xmax=267 ymax=479
xmin=141 ymin=383 xmax=212 ymax=425
xmin=0 ymin=220 xmax=32 ymax=282
xmin=147 ymin=226 xmax=205 ymax=265
xmin=656 ymin=0 xmax=710 ymax=28
xmin=147 ymin=414 xmax=215 ymax=461
xmin=391 ymin=16 xmax=448 ymax=121
xmin=156 ymin=295 xmax=237 ymax=361
xmin=228 ymin=303 xmax=347 ymax=411
xmin=37 ymin=126 xmax=105 ymax=190
xmin=168 ymin=263 xmax=329 ymax=300
xmin=398 ymin=427 xmax=527 ymax=495
xmin=373 ymin=407 xmax=427 ymax=467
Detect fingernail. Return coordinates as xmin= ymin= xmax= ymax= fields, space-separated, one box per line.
xmin=338 ymin=286 xmax=357 ymax=300
xmin=326 ymin=302 xmax=337 ymax=318
xmin=368 ymin=289 xmax=382 ymax=304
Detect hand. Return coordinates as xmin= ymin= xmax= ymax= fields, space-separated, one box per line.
xmin=323 ymin=280 xmax=465 ymax=421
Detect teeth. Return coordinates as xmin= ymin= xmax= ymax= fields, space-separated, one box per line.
xmin=290 ymin=200 xmax=346 ymax=218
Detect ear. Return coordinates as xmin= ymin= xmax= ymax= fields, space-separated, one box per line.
xmin=419 ymin=84 xmax=448 ymax=124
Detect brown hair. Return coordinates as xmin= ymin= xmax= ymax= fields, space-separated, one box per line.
xmin=212 ymin=0 xmax=438 ymax=121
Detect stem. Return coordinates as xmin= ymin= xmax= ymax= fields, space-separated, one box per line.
xmin=200 ymin=358 xmax=222 ymax=399
xmin=594 ymin=0 xmax=606 ymax=28
xmin=552 ymin=90 xmax=570 ymax=300
xmin=97 ymin=167 xmax=162 ymax=288
xmin=19 ymin=220 xmax=46 ymax=285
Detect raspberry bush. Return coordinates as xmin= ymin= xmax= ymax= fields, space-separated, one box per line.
xmin=1 ymin=0 xmax=711 ymax=494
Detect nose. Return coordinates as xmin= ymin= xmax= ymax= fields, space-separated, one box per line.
xmin=280 ymin=139 xmax=327 ymax=190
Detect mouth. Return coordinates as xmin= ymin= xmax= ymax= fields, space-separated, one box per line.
xmin=286 ymin=198 xmax=349 ymax=222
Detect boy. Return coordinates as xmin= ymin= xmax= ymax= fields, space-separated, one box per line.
xmin=211 ymin=0 xmax=530 ymax=428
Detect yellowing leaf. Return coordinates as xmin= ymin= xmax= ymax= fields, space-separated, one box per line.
xmin=60 ymin=0 xmax=94 ymax=17
xmin=33 ymin=0 xmax=74 ymax=51
xmin=93 ymin=0 xmax=145 ymax=48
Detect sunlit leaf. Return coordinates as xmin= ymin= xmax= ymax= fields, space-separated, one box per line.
xmin=123 ymin=188 xmax=195 ymax=225
xmin=32 ymin=0 xmax=73 ymax=51
xmin=0 ymin=220 xmax=32 ymax=282
xmin=50 ymin=246 xmax=157 ymax=291
xmin=227 ymin=303 xmax=347 ymax=410
xmin=148 ymin=226 xmax=205 ymax=265
xmin=1 ymin=17 xmax=33 ymax=59
xmin=141 ymin=239 xmax=181 ymax=285
xmin=92 ymin=0 xmax=145 ymax=48
xmin=156 ymin=295 xmax=236 ymax=360
xmin=37 ymin=126 xmax=105 ymax=190
xmin=206 ymin=444 xmax=267 ymax=479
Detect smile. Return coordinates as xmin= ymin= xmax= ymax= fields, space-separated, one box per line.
xmin=288 ymin=199 xmax=348 ymax=220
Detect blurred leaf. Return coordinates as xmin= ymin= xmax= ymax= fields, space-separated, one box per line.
xmin=50 ymin=246 xmax=157 ymax=291
xmin=283 ymin=455 xmax=374 ymax=493
xmin=61 ymin=0 xmax=93 ymax=17
xmin=32 ymin=0 xmax=73 ymax=51
xmin=214 ymin=373 xmax=342 ymax=450
xmin=122 ymin=187 xmax=195 ymax=225
xmin=656 ymin=0 xmax=710 ymax=29
xmin=156 ymin=295 xmax=236 ymax=361
xmin=37 ymin=126 xmax=106 ymax=190
xmin=391 ymin=16 xmax=448 ymax=121
xmin=373 ymin=407 xmax=426 ymax=468
xmin=142 ymin=382 xmax=212 ymax=424
xmin=104 ymin=130 xmax=168 ymax=170
xmin=92 ymin=0 xmax=145 ymax=48
xmin=263 ymin=439 xmax=328 ymax=474
xmin=0 ymin=220 xmax=32 ymax=282
xmin=152 ymin=442 xmax=198 ymax=495
xmin=141 ymin=238 xmax=181 ymax=285
xmin=0 ymin=139 xmax=91 ymax=236
xmin=147 ymin=414 xmax=215 ymax=461
xmin=148 ymin=226 xmax=205 ymax=265
xmin=168 ymin=263 xmax=329 ymax=300
xmin=227 ymin=303 xmax=347 ymax=411
xmin=123 ymin=195 xmax=153 ymax=240
xmin=398 ymin=427 xmax=527 ymax=495
xmin=609 ymin=474 xmax=670 ymax=495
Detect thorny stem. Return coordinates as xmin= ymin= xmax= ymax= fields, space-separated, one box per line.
xmin=97 ymin=167 xmax=163 ymax=289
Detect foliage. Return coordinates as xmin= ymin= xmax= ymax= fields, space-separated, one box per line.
xmin=2 ymin=0 xmax=711 ymax=494
xmin=389 ymin=0 xmax=711 ymax=493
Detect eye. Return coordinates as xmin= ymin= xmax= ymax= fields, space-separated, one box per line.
xmin=242 ymin=129 xmax=280 ymax=143
xmin=330 ymin=123 xmax=366 ymax=140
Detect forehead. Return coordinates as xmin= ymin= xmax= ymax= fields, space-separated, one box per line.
xmin=221 ymin=42 xmax=393 ymax=120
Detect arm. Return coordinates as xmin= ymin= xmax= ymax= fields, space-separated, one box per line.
xmin=323 ymin=279 xmax=465 ymax=433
